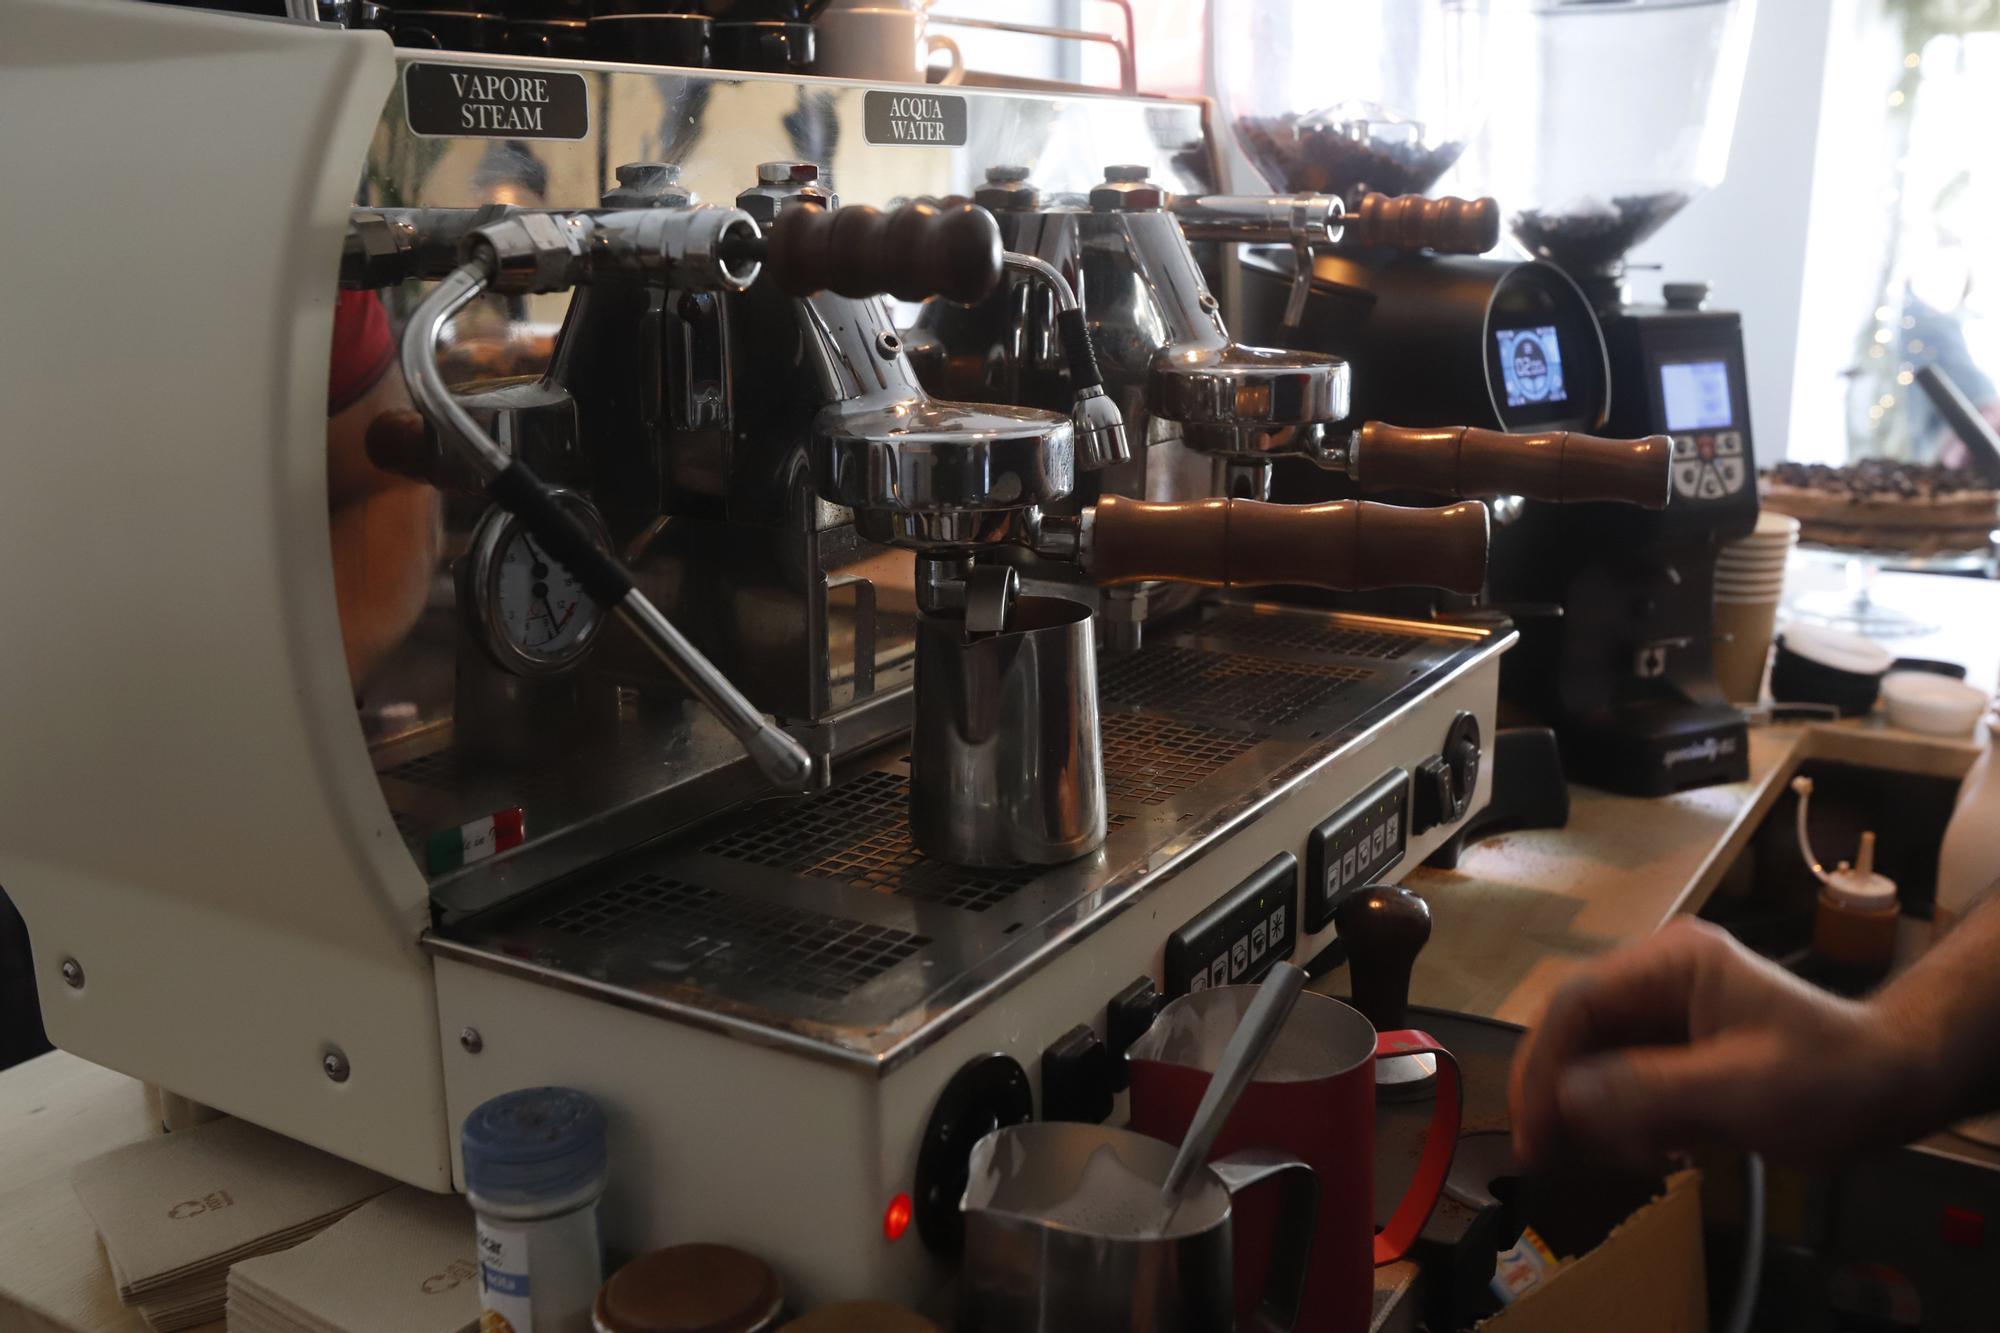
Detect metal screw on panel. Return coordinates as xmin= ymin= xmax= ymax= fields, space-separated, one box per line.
xmin=323 ymin=1048 xmax=351 ymax=1083
xmin=1103 ymin=164 xmax=1150 ymax=183
xmin=60 ymin=958 xmax=84 ymax=989
xmin=986 ymin=165 xmax=1031 ymax=184
xmin=460 ymin=1027 xmax=484 ymax=1055
xmin=876 ymin=331 xmax=903 ymax=359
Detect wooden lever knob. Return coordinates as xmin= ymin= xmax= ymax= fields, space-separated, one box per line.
xmin=1333 ymin=885 xmax=1430 ymax=1032
xmin=762 ymin=201 xmax=1003 ymax=304
xmin=1087 ymin=495 xmax=1488 ymax=595
xmin=1354 ymin=422 xmax=1674 ymax=508
xmin=1341 ymin=193 xmax=1500 ymax=255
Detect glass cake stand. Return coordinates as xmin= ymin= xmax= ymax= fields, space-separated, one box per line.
xmin=1784 ymin=541 xmax=1995 ymax=638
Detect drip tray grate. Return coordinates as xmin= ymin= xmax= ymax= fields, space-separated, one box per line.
xmin=705 ymin=771 xmax=1043 ymax=912
xmin=1098 ymin=645 xmax=1370 ymax=732
xmin=1194 ymin=607 xmax=1423 ymax=660
xmin=536 ymin=872 xmax=928 ymax=1002
xmin=1100 ymin=713 xmax=1256 ymax=806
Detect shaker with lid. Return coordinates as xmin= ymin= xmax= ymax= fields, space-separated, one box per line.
xmin=463 ymin=1086 xmax=610 ymax=1333
xmin=1792 ymin=777 xmax=1900 ymax=977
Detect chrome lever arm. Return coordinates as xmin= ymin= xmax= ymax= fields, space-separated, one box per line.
xmin=400 ymin=257 xmax=816 ymax=793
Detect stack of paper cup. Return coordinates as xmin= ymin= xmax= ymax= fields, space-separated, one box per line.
xmin=1713 ymin=511 xmax=1801 ymax=703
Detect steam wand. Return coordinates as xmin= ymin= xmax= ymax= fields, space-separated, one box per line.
xmin=400 ymin=234 xmax=816 ymax=793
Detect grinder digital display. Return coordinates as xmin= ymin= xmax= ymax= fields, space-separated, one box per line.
xmin=1494 ymin=326 xmax=1568 ymax=408
xmin=1659 ymin=358 xmax=1734 ymax=431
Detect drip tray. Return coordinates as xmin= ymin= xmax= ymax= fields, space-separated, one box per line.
xmin=427 ymin=603 xmax=1495 ymax=1064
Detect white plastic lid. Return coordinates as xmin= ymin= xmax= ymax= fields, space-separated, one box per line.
xmin=1824 ymin=868 xmax=1897 ymax=910
xmin=1779 ymin=623 xmax=1895 ymax=676
xmin=1882 ymin=671 xmax=1987 ymax=710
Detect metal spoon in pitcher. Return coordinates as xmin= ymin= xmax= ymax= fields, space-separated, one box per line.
xmin=1157 ymin=961 xmax=1310 ymax=1225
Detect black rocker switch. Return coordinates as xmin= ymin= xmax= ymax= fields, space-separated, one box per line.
xmin=1412 ymin=711 xmax=1481 ymax=836
xmin=1041 ymin=1024 xmax=1115 ymax=1123
xmin=1332 ymin=884 xmax=1431 ymax=1033
xmin=1105 ymin=976 xmax=1163 ymax=1091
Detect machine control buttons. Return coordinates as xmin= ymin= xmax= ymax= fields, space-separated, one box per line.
xmin=1303 ymin=769 xmax=1410 ymax=934
xmin=1165 ymin=854 xmax=1298 ymax=998
xmin=914 ymin=1053 xmax=1033 ymax=1257
xmin=1670 ymin=433 xmax=1749 ymax=502
xmin=1411 ymin=711 xmax=1482 ymax=838
xmin=1105 ymin=977 xmax=1163 ymax=1091
xmin=1040 ymin=1025 xmax=1115 ymax=1124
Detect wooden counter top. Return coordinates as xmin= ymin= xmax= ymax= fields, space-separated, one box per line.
xmin=1410 ymin=719 xmax=1986 ymax=1029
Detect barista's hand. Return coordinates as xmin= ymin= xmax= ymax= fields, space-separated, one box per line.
xmin=1508 ymin=919 xmax=1930 ymax=1169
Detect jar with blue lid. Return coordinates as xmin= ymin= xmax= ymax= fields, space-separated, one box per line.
xmin=464 ymin=1086 xmax=609 ymax=1333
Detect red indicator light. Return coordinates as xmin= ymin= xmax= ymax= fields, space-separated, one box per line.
xmin=1942 ymin=1205 xmax=1985 ymax=1248
xmin=883 ymin=1192 xmax=913 ymax=1242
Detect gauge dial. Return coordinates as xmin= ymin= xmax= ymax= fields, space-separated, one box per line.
xmin=463 ymin=496 xmax=611 ymax=675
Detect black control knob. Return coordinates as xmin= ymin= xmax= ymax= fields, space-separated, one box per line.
xmin=913 ymin=1053 xmax=1033 ymax=1257
xmin=1105 ymin=976 xmax=1164 ymax=1092
xmin=1332 ymin=884 xmax=1431 ymax=1033
xmin=1041 ymin=1025 xmax=1114 ymax=1124
xmin=1412 ymin=711 xmax=1481 ymax=835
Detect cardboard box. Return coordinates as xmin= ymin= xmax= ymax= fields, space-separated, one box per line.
xmin=1477 ymin=1170 xmax=1707 ymax=1333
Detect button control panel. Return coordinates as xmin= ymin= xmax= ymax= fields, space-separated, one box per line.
xmin=1165 ymin=853 xmax=1298 ymax=997
xmin=1670 ymin=430 xmax=1747 ymax=502
xmin=1303 ymin=769 xmax=1410 ymax=933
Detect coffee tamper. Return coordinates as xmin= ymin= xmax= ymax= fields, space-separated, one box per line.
xmin=1333 ymin=885 xmax=1438 ymax=1097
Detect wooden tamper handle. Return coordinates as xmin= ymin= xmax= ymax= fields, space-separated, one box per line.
xmin=1087 ymin=495 xmax=1489 ymax=595
xmin=1353 ymin=422 xmax=1674 ymax=508
xmin=1333 ymin=885 xmax=1431 ymax=1032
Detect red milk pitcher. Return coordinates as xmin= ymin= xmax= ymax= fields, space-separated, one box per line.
xmin=1128 ymin=985 xmax=1460 ymax=1333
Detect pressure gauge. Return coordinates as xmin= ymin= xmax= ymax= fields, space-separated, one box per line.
xmin=461 ymin=495 xmax=612 ymax=675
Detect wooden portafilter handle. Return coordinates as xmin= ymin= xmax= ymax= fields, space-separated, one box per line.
xmin=1353 ymin=422 xmax=1675 ymax=508
xmin=1341 ymin=193 xmax=1501 ymax=255
xmin=1332 ymin=885 xmax=1431 ymax=1033
xmin=760 ymin=200 xmax=1004 ymax=304
xmin=1086 ymin=495 xmax=1489 ymax=595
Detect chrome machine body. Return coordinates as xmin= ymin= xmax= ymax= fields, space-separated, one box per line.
xmin=1 ymin=7 xmax=1515 ymax=1313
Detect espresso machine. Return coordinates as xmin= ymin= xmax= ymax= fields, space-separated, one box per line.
xmin=4 ymin=6 xmax=1507 ymax=1306
xmin=5 ymin=0 xmax=1678 ymax=1312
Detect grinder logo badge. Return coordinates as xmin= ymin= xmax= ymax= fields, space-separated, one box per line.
xmin=404 ymin=63 xmax=589 ymax=140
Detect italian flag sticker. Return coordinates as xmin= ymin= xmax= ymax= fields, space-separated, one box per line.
xmin=426 ymin=807 xmax=526 ymax=875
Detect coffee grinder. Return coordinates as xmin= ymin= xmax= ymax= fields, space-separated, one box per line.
xmin=1214 ymin=0 xmax=1760 ymax=796
xmin=1458 ymin=0 xmax=1761 ymax=796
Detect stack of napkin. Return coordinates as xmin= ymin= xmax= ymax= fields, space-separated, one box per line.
xmin=227 ymin=1187 xmax=480 ymax=1333
xmin=71 ymin=1117 xmax=394 ymax=1331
